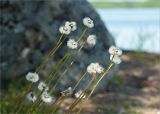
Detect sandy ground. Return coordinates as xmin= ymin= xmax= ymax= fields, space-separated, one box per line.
xmin=61 ymin=52 xmax=160 ymax=114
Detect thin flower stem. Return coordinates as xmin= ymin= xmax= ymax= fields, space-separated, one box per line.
xmin=77 ymin=62 xmax=114 ymax=114
xmin=52 ymin=96 xmax=66 ymax=112
xmin=16 ymin=35 xmax=66 ymax=113
xmin=43 ymin=27 xmax=87 ymax=82
xmin=90 ymin=63 xmax=113 ymax=95
xmin=48 ymin=36 xmax=66 ymax=58
xmin=47 ymin=50 xmax=72 ymax=86
xmin=50 ymin=69 xmax=68 ymax=93
xmin=73 ymin=74 xmax=97 ymax=114
xmin=51 ymin=71 xmax=87 ymax=112
xmin=51 ymin=95 xmax=63 ymax=109
xmin=50 ymin=41 xmax=86 ymax=94
xmin=33 ymin=49 xmax=70 ymax=101
xmin=68 ymin=76 xmax=95 ymax=112
xmin=72 ymin=72 xmax=87 ymax=92
xmin=33 ymin=100 xmax=43 ymax=113
xmin=49 ymin=27 xmax=87 ymax=94
xmin=45 ymin=50 xmax=72 ymax=84
xmin=14 ymin=82 xmax=33 ymax=113
xmin=28 ymin=27 xmax=88 ymax=113
xmin=16 ymin=35 xmax=65 ymax=113
xmin=35 ymin=34 xmax=64 ymax=73
xmin=48 ymin=34 xmax=64 ymax=57
xmin=27 ymin=89 xmax=45 ymax=114
xmin=32 ymin=50 xmax=70 ymax=103
xmin=76 ymin=27 xmax=88 ymax=42
xmin=47 ymin=27 xmax=88 ymax=87
xmin=28 ymin=51 xmax=72 ymax=113
xmin=50 ymin=59 xmax=86 ymax=94
xmin=70 ymin=76 xmax=95 ymax=111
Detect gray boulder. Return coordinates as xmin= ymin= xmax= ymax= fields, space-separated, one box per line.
xmin=0 ymin=0 xmax=115 ymax=92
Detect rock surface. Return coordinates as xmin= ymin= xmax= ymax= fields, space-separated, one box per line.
xmin=0 ymin=0 xmax=115 ymax=91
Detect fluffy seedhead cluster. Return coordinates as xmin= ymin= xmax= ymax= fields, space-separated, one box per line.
xmin=13 ymin=17 xmax=122 ymax=114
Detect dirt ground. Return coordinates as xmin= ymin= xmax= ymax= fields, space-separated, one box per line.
xmin=62 ymin=52 xmax=160 ymax=114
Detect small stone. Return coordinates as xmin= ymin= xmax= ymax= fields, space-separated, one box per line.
xmin=21 ymin=48 xmax=31 ymax=58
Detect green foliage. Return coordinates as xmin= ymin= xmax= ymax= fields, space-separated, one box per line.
xmin=122 ymin=101 xmax=139 ymax=114
xmin=133 ymin=51 xmax=145 ymax=60
xmin=102 ymin=107 xmax=117 ymax=114
xmin=0 ymin=81 xmax=59 ymax=114
xmin=102 ymin=101 xmax=139 ymax=114
xmin=106 ymin=75 xmax=125 ymax=91
xmin=1 ymin=87 xmax=17 ymax=113
xmin=155 ymin=55 xmax=160 ymax=63
xmin=91 ymin=0 xmax=160 ymax=8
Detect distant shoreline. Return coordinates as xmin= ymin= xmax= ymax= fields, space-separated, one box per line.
xmin=89 ymin=0 xmax=160 ymax=8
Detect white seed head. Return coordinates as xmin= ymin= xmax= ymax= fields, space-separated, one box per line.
xmin=38 ymin=82 xmax=49 ymax=91
xmin=87 ymin=63 xmax=96 ymax=74
xmin=67 ymin=39 xmax=78 ymax=49
xmin=87 ymin=35 xmax=96 ymax=46
xmin=65 ymin=21 xmax=77 ymax=31
xmin=110 ymin=55 xmax=122 ymax=64
xmin=61 ymin=87 xmax=72 ymax=96
xmin=75 ymin=90 xmax=86 ymax=99
xmin=27 ymin=92 xmax=37 ymax=102
xmin=87 ymin=62 xmax=104 ymax=74
xmin=94 ymin=63 xmax=104 ymax=74
xmin=109 ymin=46 xmax=122 ymax=56
xmin=83 ymin=17 xmax=94 ymax=28
xmin=41 ymin=92 xmax=53 ymax=103
xmin=26 ymin=72 xmax=39 ymax=83
xmin=59 ymin=25 xmax=71 ymax=35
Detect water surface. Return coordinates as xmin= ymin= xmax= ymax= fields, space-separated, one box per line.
xmin=97 ymin=8 xmax=160 ymax=53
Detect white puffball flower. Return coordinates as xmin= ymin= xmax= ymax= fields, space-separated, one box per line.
xmin=67 ymin=39 xmax=78 ymax=49
xmin=27 ymin=92 xmax=37 ymax=102
xmin=59 ymin=25 xmax=71 ymax=35
xmin=109 ymin=46 xmax=122 ymax=56
xmin=41 ymin=92 xmax=53 ymax=103
xmin=65 ymin=21 xmax=77 ymax=31
xmin=87 ymin=35 xmax=96 ymax=46
xmin=94 ymin=63 xmax=104 ymax=74
xmin=38 ymin=82 xmax=49 ymax=91
xmin=83 ymin=17 xmax=94 ymax=28
xmin=61 ymin=87 xmax=72 ymax=96
xmin=110 ymin=55 xmax=122 ymax=64
xmin=26 ymin=72 xmax=39 ymax=83
xmin=75 ymin=90 xmax=86 ymax=99
xmin=87 ymin=62 xmax=104 ymax=74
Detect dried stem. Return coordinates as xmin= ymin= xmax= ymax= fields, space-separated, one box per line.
xmin=68 ymin=75 xmax=95 ymax=113
xmin=77 ymin=62 xmax=114 ymax=114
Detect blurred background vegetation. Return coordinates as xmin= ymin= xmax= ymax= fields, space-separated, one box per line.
xmin=90 ymin=0 xmax=160 ymax=8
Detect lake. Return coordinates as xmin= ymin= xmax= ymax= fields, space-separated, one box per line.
xmin=97 ymin=8 xmax=160 ymax=54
